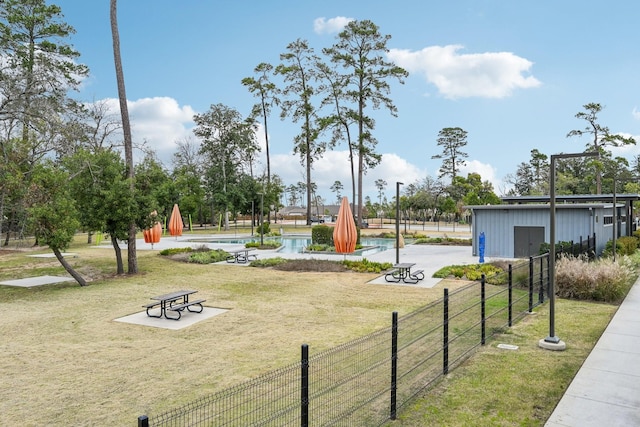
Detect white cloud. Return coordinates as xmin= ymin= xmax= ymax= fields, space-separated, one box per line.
xmin=387 ymin=45 xmax=541 ymax=99
xmin=610 ymin=132 xmax=640 ymax=158
xmin=270 ymin=150 xmax=426 ymax=204
xmin=459 ymin=159 xmax=503 ymax=192
xmin=313 ymin=16 xmax=353 ymax=35
xmin=101 ymin=97 xmax=196 ymax=165
xmin=633 ymin=107 xmax=640 ymax=120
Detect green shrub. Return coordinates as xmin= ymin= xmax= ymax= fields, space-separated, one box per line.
xmin=555 ymin=254 xmax=633 ymax=302
xmin=312 ymin=225 xmax=333 ymax=245
xmin=256 ymin=222 xmax=270 ymax=235
xmin=187 ymin=249 xmax=229 ymax=264
xmin=539 ymin=241 xmax=573 ymax=255
xmin=341 ymin=258 xmax=393 ymax=273
xmin=306 ymin=243 xmax=333 ymax=252
xmin=250 ymin=257 xmax=288 ymax=268
xmin=616 ymin=236 xmax=637 ymax=256
xmin=602 ymin=239 xmax=624 ymax=257
xmin=245 ymin=240 xmax=280 ymax=249
xmin=159 ymin=247 xmax=193 ymax=256
xmin=433 ymin=263 xmax=504 ymax=281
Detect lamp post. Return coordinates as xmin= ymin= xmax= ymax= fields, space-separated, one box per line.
xmin=539 ymin=151 xmax=599 ymax=351
xmin=258 ymin=192 xmax=264 ymax=246
xmin=396 ymin=182 xmax=403 ymax=264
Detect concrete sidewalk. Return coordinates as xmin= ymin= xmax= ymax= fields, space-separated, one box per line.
xmin=545 ymin=278 xmax=640 ymax=426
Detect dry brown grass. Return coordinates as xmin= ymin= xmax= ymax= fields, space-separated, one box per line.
xmin=0 ymin=242 xmax=452 ymax=425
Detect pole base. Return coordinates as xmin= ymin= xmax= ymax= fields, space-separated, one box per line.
xmin=538 ymin=337 xmax=566 ymax=351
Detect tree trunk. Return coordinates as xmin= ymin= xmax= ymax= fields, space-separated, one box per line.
xmin=52 ymin=248 xmax=87 ymax=287
xmin=110 ymin=0 xmax=138 ymax=274
xmin=111 ymin=235 xmax=125 ymax=274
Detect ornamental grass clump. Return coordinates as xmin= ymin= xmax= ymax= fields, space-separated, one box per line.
xmin=555 ymin=254 xmax=633 ymax=302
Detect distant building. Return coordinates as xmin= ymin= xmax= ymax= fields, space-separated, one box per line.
xmin=465 ymin=194 xmax=639 ymax=259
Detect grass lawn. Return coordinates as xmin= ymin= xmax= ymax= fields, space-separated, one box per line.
xmin=389 ymin=298 xmax=618 ymax=426
xmin=0 ymin=236 xmax=443 ymax=425
xmin=0 ymin=232 xmax=625 ymax=425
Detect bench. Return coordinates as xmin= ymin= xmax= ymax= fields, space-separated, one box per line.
xmin=226 ymin=249 xmax=257 ymax=264
xmin=165 ymin=299 xmax=206 ymax=320
xmin=410 ymin=270 xmax=425 ymax=280
xmin=143 ymin=301 xmax=163 ymax=317
xmin=384 ymin=269 xmax=401 ymax=282
xmin=167 ymin=299 xmax=206 ymax=312
xmin=144 ymin=290 xmax=204 ymax=320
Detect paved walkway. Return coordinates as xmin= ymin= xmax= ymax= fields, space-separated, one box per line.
xmin=545 ymin=277 xmax=640 ymax=426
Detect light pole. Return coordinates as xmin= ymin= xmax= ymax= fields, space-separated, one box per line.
xmin=251 ymin=200 xmax=254 ymax=236
xmin=396 ymin=182 xmax=403 ymax=264
xmin=258 ymin=192 xmax=264 ymax=246
xmin=539 ymin=151 xmax=599 ymax=351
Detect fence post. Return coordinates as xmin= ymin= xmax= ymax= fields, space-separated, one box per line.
xmin=301 ymin=344 xmax=309 ymax=427
xmin=443 ymin=288 xmax=449 ymax=375
xmin=481 ymin=274 xmax=486 ymax=345
xmin=390 ymin=311 xmax=398 ymax=420
xmin=138 ymin=416 xmax=149 ymax=427
xmin=539 ymin=256 xmax=545 ymax=303
xmin=508 ymin=265 xmax=513 ymax=327
xmin=528 ymin=257 xmax=534 ymax=312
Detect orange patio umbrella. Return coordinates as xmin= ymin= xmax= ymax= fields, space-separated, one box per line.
xmin=168 ymin=204 xmax=184 ymax=237
xmin=143 ymin=211 xmax=162 ymax=248
xmin=333 ymin=196 xmax=358 ymax=254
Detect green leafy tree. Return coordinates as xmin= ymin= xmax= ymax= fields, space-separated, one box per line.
xmin=193 ymin=103 xmax=259 ymax=230
xmin=0 ymin=0 xmax=88 ymax=246
xmin=375 ymin=178 xmax=387 ymax=222
xmin=432 ymin=127 xmax=469 ymax=181
xmin=315 ymin=60 xmax=357 ymax=211
xmin=323 ymin=20 xmax=408 ymax=227
xmin=241 ymin=63 xmax=280 ymax=186
xmin=567 ymin=102 xmax=636 ymax=193
xmin=66 ymin=149 xmax=146 ymax=274
xmin=25 ymin=162 xmax=87 ymax=286
xmin=134 ymin=154 xmax=175 ymax=220
xmin=330 ymin=180 xmax=343 ymax=204
xmin=276 ymin=39 xmax=325 ymax=225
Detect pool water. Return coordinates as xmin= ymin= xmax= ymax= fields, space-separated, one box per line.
xmin=191 ymin=236 xmax=398 ymax=255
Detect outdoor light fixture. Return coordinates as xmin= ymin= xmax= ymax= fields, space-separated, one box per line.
xmin=539 ymin=151 xmax=599 ymax=351
xmin=396 ymin=182 xmax=403 ymax=264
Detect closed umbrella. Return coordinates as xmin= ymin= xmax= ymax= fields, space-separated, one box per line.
xmin=333 ymin=197 xmax=358 ymax=254
xmin=143 ymin=211 xmax=162 ymax=248
xmin=168 ymin=204 xmax=183 ymax=237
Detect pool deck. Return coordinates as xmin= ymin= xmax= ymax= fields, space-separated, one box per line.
xmin=126 ymin=233 xmax=480 ymax=289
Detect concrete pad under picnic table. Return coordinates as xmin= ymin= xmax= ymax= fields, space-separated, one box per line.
xmin=0 ymin=275 xmax=75 ymax=287
xmin=27 ymin=252 xmax=78 ymax=258
xmin=114 ymin=306 xmax=228 ymax=330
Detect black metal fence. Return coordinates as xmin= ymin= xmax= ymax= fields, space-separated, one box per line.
xmin=138 ymin=245 xmax=592 ymax=426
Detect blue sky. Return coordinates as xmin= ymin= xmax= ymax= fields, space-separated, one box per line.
xmin=54 ymin=0 xmax=640 ymax=203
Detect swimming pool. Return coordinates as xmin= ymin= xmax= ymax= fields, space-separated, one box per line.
xmin=190 ymin=236 xmax=399 ymax=255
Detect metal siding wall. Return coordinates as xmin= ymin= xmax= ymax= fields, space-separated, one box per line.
xmin=474 ymin=210 xmax=511 ymax=258
xmin=556 ymin=209 xmax=592 ymax=244
xmin=472 ymin=206 xmax=609 ymax=258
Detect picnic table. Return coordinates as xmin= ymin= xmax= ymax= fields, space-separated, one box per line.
xmin=143 ymin=289 xmax=205 ymax=320
xmin=385 ymin=263 xmax=424 ymax=284
xmin=226 ymin=248 xmax=258 ymax=264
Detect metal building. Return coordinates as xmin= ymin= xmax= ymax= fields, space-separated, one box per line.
xmin=466 ymin=194 xmax=639 ymax=259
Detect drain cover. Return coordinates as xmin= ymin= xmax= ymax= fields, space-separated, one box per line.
xmin=497 ymin=344 xmax=519 ymax=350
